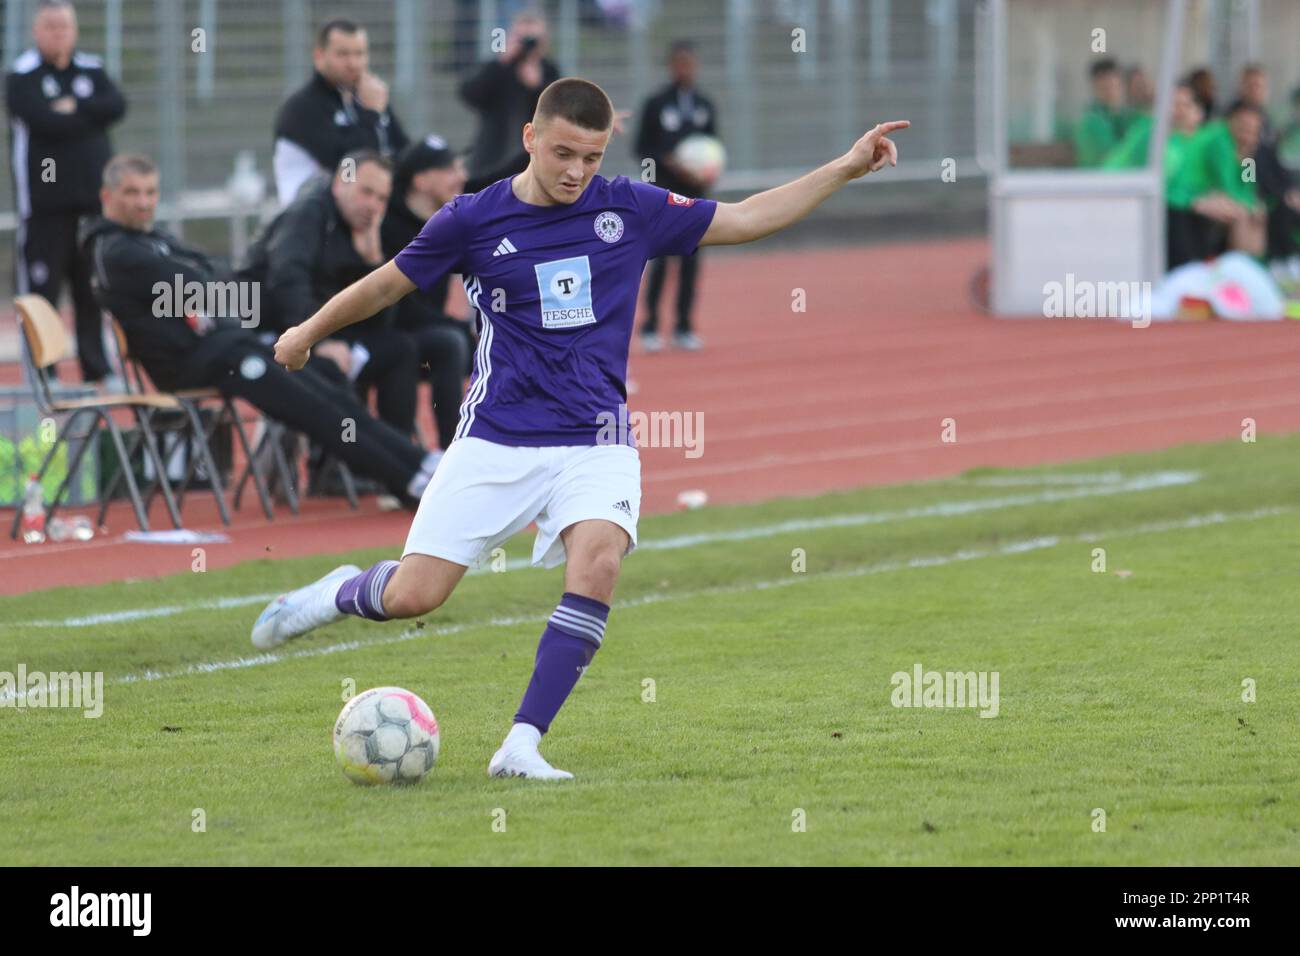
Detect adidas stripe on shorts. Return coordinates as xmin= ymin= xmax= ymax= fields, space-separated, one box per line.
xmin=402 ymin=437 xmax=642 ymax=569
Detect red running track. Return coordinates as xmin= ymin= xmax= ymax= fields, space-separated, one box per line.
xmin=4 ymin=236 xmax=1298 ymax=595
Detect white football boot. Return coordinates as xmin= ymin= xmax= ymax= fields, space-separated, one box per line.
xmin=487 ymin=723 xmax=574 ymax=780
xmin=251 ymin=564 xmax=361 ymax=650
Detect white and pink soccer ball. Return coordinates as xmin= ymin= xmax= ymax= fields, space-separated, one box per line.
xmin=333 ymin=687 xmax=440 ymax=785
xmin=671 ymin=134 xmax=727 ymax=188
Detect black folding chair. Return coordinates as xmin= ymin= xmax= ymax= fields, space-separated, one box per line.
xmin=107 ymin=316 xmax=276 ymax=524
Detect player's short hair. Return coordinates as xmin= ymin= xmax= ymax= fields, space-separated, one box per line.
xmin=317 ymin=17 xmax=364 ymax=50
xmin=1241 ymin=62 xmax=1266 ymax=78
xmin=1089 ymin=58 xmax=1119 ymax=80
xmin=336 ymin=149 xmax=391 ymax=179
xmin=533 ymin=78 xmax=614 ymax=134
xmin=102 ymin=154 xmax=157 ymax=189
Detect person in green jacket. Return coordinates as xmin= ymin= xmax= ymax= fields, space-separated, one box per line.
xmin=1102 ymin=83 xmax=1214 ymax=267
xmin=1074 ymin=59 xmax=1129 ymax=167
xmin=1185 ymin=102 xmax=1268 ymax=259
xmin=1123 ymin=65 xmax=1155 ymax=130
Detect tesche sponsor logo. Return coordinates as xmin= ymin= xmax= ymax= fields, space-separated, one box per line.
xmin=0 ymin=665 xmax=103 ymax=718
xmin=595 ymin=403 xmax=704 ymax=458
xmin=50 ymin=886 xmax=151 ymax=936
xmin=890 ymin=662 xmax=999 ymax=718
xmin=152 ymin=273 xmax=260 ymax=328
xmin=1042 ymin=273 xmax=1153 ymax=329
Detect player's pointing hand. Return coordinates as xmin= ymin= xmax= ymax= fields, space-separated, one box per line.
xmin=843 ymin=120 xmax=910 ymax=180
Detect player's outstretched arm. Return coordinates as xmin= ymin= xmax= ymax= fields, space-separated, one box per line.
xmin=273 ymin=260 xmax=416 ymax=370
xmin=699 ymin=120 xmax=910 ymax=247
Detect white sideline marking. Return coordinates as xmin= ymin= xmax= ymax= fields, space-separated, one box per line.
xmin=951 ymin=471 xmax=1128 ymax=487
xmin=636 ymin=471 xmax=1198 ymax=551
xmin=0 ymin=505 xmax=1284 ymax=705
xmin=7 ymin=470 xmax=1200 ymax=629
xmin=11 ymin=470 xmax=1199 ymax=627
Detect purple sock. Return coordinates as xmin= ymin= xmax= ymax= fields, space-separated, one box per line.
xmin=513 ymin=592 xmax=609 ymax=734
xmin=335 ymin=560 xmax=400 ymax=621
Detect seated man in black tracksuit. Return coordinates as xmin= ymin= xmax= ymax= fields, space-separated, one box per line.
xmin=238 ymin=150 xmax=420 ymax=438
xmin=80 ymin=153 xmax=441 ymax=503
xmin=381 ymin=136 xmax=475 ymax=450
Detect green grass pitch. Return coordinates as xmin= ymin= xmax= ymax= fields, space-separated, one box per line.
xmin=2 ymin=435 xmax=1297 ymax=865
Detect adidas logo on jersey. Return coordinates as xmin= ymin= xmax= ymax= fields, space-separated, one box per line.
xmin=492 ymin=237 xmax=518 ymax=257
xmin=612 ymin=499 xmax=632 ymax=517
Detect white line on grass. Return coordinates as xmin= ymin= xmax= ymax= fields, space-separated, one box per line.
xmin=1 ymin=504 xmax=1283 ymax=706
xmin=8 ymin=470 xmax=1202 ymax=629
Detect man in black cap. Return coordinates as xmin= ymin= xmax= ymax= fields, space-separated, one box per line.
xmin=6 ymin=0 xmax=126 ymax=383
xmin=382 ymin=135 xmax=474 ymax=450
xmin=272 ymin=17 xmax=410 ymax=205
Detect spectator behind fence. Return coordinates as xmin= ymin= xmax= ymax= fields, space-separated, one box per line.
xmin=79 ymin=155 xmax=441 ymax=504
xmin=1124 ymin=65 xmax=1155 ymax=123
xmin=1227 ymin=65 xmax=1300 ymax=262
xmin=381 ymin=136 xmax=475 ymax=450
xmin=633 ymin=39 xmax=718 ymax=351
xmin=5 ymin=0 xmax=126 ymax=385
xmin=1226 ymin=64 xmax=1275 ymax=143
xmin=1188 ymin=66 xmax=1217 ymax=120
xmin=1106 ymin=83 xmax=1215 ymax=268
xmin=238 ymin=151 xmax=421 ymax=440
xmin=1280 ymin=86 xmax=1300 ymax=175
xmin=458 ymin=8 xmax=562 ymax=192
xmin=272 ymin=17 xmax=410 ymax=205
xmin=1074 ymin=59 xmax=1129 ymax=167
xmin=1184 ymin=102 xmax=1269 ymax=261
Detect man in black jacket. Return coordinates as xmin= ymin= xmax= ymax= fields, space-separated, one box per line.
xmin=457 ymin=10 xmax=562 ymax=193
xmin=239 ymin=151 xmax=420 ymax=438
xmin=381 ymin=136 xmax=474 ymax=450
xmin=632 ymin=40 xmax=718 ymax=351
xmin=81 ymin=154 xmax=440 ymax=502
xmin=272 ymin=17 xmax=409 ymax=205
xmin=6 ymin=0 xmax=126 ymax=383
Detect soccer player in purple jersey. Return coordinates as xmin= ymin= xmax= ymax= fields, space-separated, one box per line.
xmin=252 ymin=77 xmax=907 ymax=780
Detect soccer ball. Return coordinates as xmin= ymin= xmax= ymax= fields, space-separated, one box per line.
xmin=333 ymin=687 xmax=440 ymax=785
xmin=671 ymin=133 xmax=727 ymax=187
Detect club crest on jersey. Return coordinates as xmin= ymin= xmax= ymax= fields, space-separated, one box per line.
xmin=667 ymin=192 xmax=696 ymax=207
xmin=534 ymin=255 xmax=596 ymax=329
xmin=594 ymin=211 xmax=624 ymax=243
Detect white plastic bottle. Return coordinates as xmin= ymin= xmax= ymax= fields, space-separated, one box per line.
xmin=21 ymin=475 xmax=46 ymax=544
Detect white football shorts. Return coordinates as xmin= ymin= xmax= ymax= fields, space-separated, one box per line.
xmin=402 ymin=437 xmax=642 ymax=569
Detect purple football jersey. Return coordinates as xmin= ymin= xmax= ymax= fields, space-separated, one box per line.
xmin=393 ymin=173 xmax=717 ymax=446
